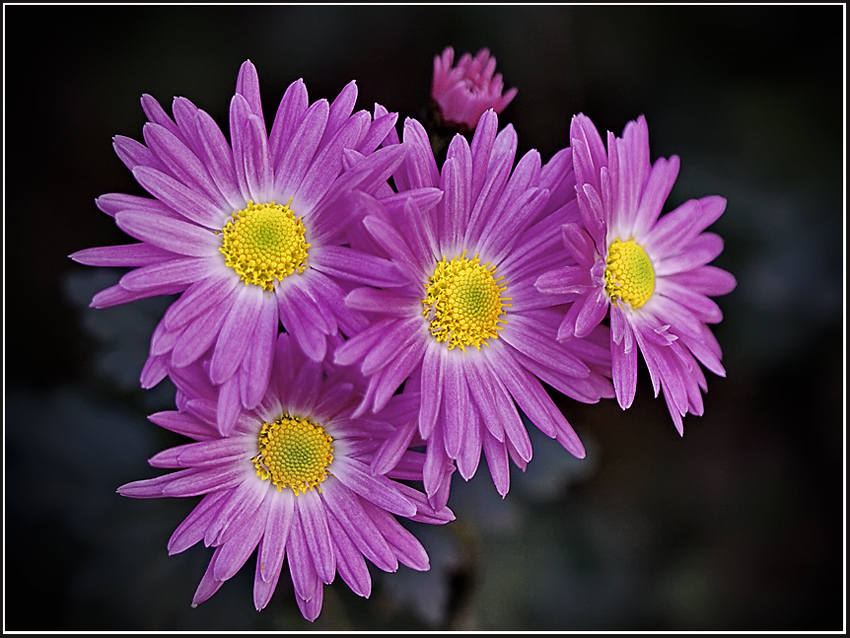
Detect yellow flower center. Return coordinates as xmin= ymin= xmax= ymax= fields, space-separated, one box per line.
xmin=219 ymin=199 xmax=310 ymax=291
xmin=604 ymin=238 xmax=655 ymax=309
xmin=422 ymin=251 xmax=511 ymax=351
xmin=252 ymin=414 xmax=334 ymax=495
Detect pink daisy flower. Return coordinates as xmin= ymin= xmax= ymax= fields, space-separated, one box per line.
xmin=118 ymin=333 xmax=454 ymax=621
xmin=535 ymin=114 xmax=737 ymax=433
xmin=335 ymin=110 xmax=614 ymax=500
xmin=431 ymin=47 xmax=518 ymax=131
xmin=70 ymin=60 xmax=407 ymax=435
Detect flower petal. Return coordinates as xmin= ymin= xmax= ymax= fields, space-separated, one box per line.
xmin=231 ymin=96 xmax=273 ymax=203
xmin=297 ymin=491 xmax=336 ymax=584
xmin=321 ymin=482 xmax=397 ymax=572
xmin=167 ymin=491 xmax=230 ymax=554
xmin=210 ymin=284 xmax=266 ymax=384
xmin=115 ymin=209 xmax=219 ymax=257
xmin=257 ymin=490 xmax=294 ymax=584
xmin=633 ymin=155 xmax=680 ymax=237
xmin=287 ymin=515 xmax=321 ymax=603
xmin=143 ymin=122 xmax=231 ymax=210
xmin=418 ymin=344 xmax=445 ymax=440
xmin=335 ymin=458 xmax=417 ymax=518
xmin=274 ymin=99 xmax=329 ymax=198
xmin=441 ymin=356 xmax=471 ymax=463
xmin=132 ymin=166 xmax=224 ymax=229
xmin=326 ymin=513 xmax=372 ymax=598
xmin=297 ymin=111 xmax=370 ymax=212
xmin=359 ymin=499 xmax=429 ymax=571
xmin=277 ymin=282 xmax=329 ymax=363
xmin=482 ymin=428 xmax=510 ymax=497
xmin=170 ymin=293 xmax=233 ymax=368
xmin=239 ymin=296 xmax=279 ymax=408
xmin=269 ymin=79 xmax=309 ymax=166
xmin=194 ymin=108 xmax=244 ymax=210
xmin=488 ymin=349 xmax=585 ymax=459
xmin=313 ymin=245 xmax=401 ymax=288
xmin=69 ymin=243 xmax=174 ymax=267
xmin=321 ymin=80 xmax=358 ymax=148
xmin=119 ymin=256 xmax=213 ymax=292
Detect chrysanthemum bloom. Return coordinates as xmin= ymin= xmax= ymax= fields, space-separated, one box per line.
xmin=431 ymin=47 xmax=518 ymax=131
xmin=335 ymin=110 xmax=614 ymax=500
xmin=70 ymin=60 xmax=412 ymax=435
xmin=118 ymin=333 xmax=454 ymax=621
xmin=535 ymin=114 xmax=737 ymax=433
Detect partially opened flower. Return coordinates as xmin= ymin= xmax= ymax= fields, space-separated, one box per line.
xmin=70 ymin=60 xmax=407 ymax=435
xmin=431 ymin=47 xmax=518 ymax=131
xmin=118 ymin=333 xmax=454 ymax=621
xmin=336 ymin=110 xmax=613 ymax=500
xmin=535 ymin=114 xmax=737 ymax=433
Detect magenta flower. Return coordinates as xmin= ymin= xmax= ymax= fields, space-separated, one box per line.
xmin=535 ymin=114 xmax=737 ymax=433
xmin=431 ymin=47 xmax=518 ymax=130
xmin=70 ymin=60 xmax=406 ymax=435
xmin=336 ymin=110 xmax=614 ymax=500
xmin=118 ymin=333 xmax=454 ymax=621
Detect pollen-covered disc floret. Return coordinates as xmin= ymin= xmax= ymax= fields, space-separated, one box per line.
xmin=252 ymin=414 xmax=334 ymax=494
xmin=220 ymin=199 xmax=310 ymax=291
xmin=422 ymin=251 xmax=511 ymax=351
xmin=604 ymin=238 xmax=655 ymax=309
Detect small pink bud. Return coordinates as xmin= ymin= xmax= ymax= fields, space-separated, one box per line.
xmin=431 ymin=47 xmax=518 ymax=130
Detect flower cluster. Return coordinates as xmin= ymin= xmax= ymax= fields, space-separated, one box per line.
xmin=71 ymin=51 xmax=734 ymax=622
xmin=431 ymin=46 xmax=517 ymax=131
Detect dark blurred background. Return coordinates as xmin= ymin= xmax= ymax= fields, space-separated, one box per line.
xmin=3 ymin=5 xmax=844 ymax=632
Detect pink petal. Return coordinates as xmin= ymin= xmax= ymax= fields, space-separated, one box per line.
xmin=209 ymin=284 xmax=265 ymax=384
